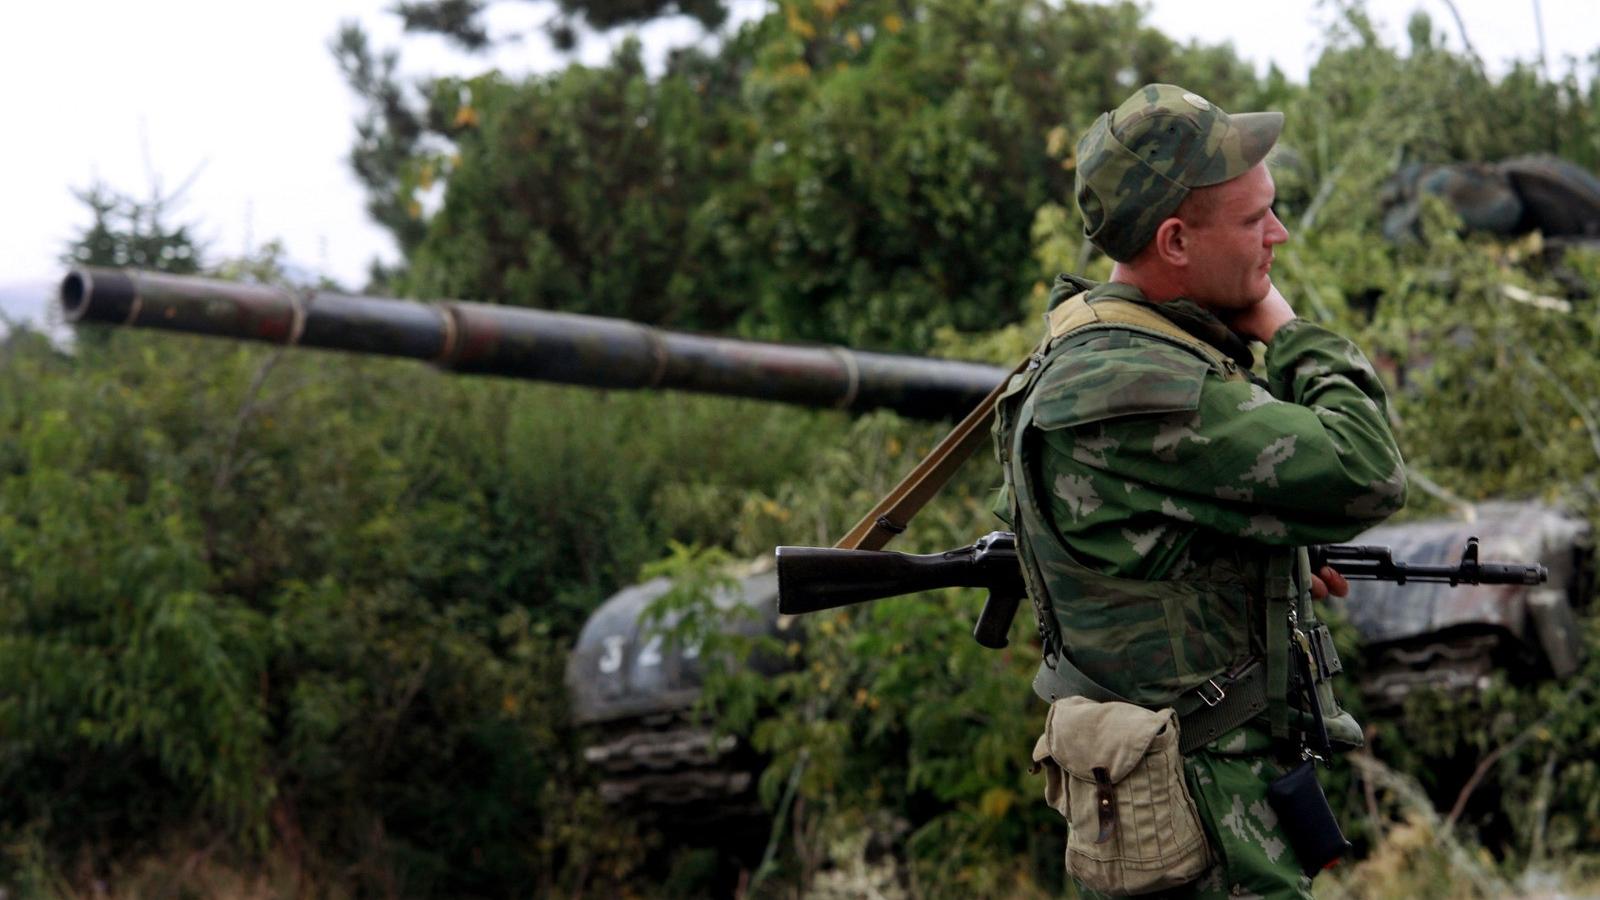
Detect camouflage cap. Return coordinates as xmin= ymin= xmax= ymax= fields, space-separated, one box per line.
xmin=1075 ymin=84 xmax=1283 ymax=261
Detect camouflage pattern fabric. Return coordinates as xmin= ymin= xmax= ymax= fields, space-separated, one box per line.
xmin=1076 ymin=84 xmax=1283 ymax=262
xmin=997 ymin=274 xmax=1405 ymax=896
xmin=1033 ymin=278 xmax=1405 ymax=578
xmin=1072 ymin=726 xmax=1312 ymax=900
xmin=1006 ymin=278 xmax=1405 ymax=707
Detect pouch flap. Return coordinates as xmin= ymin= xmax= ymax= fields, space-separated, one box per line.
xmin=1045 ymin=696 xmax=1178 ymax=782
xmin=1030 ymin=345 xmax=1208 ymax=432
xmin=1031 ymin=730 xmax=1053 ymax=766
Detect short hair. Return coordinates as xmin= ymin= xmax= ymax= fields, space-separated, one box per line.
xmin=1124 ymin=184 xmax=1224 ymax=263
xmin=1173 ymin=182 xmax=1225 ymax=228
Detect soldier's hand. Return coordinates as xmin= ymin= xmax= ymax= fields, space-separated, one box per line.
xmin=1310 ymin=566 xmax=1349 ymax=600
xmin=1228 ymin=281 xmax=1297 ymax=343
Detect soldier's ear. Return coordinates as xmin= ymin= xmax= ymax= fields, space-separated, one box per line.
xmin=1151 ymin=217 xmax=1190 ymax=268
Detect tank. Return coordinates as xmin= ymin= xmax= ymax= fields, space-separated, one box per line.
xmin=1381 ymin=154 xmax=1600 ymax=244
xmin=1333 ymin=501 xmax=1593 ymax=708
xmin=566 ymin=563 xmax=796 ymax=822
xmin=58 ymin=267 xmax=1006 ymax=422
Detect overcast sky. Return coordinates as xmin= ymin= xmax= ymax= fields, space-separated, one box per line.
xmin=2 ymin=0 xmax=1596 ymax=299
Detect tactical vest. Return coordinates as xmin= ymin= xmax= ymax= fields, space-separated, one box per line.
xmin=994 ymin=290 xmax=1361 ymax=755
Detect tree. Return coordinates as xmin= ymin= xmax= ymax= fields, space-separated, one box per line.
xmin=336 ymin=0 xmax=1263 ymax=350
xmin=65 ymin=181 xmax=203 ymax=274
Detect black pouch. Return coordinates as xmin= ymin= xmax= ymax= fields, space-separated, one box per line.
xmin=1266 ymin=760 xmax=1350 ymax=876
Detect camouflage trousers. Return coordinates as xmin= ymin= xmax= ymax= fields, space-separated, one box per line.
xmin=1071 ymin=727 xmax=1313 ymax=900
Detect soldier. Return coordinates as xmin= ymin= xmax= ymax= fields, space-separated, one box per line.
xmin=996 ymin=85 xmax=1407 ymax=897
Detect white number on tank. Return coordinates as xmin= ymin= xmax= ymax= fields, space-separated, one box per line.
xmin=598 ymin=635 xmax=626 ymax=674
xmin=637 ymin=634 xmax=664 ymax=668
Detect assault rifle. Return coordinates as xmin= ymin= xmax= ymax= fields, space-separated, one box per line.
xmin=775 ymin=532 xmax=1547 ymax=650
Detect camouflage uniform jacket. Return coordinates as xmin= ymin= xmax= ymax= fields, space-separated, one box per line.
xmin=995 ymin=275 xmax=1407 ymax=711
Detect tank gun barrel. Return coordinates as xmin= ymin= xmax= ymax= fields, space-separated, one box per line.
xmin=59 ymin=268 xmax=1005 ymax=421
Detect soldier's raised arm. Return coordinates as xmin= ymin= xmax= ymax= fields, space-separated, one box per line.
xmin=1035 ymin=316 xmax=1406 ymax=551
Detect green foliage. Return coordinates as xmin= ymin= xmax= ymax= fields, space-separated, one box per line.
xmin=725 ymin=0 xmax=1263 ymax=349
xmin=352 ymin=0 xmax=1261 ymax=349
xmin=1278 ymin=6 xmax=1600 ymax=238
xmin=750 ymin=585 xmax=1054 ymax=897
xmin=0 ymin=316 xmax=853 ymax=892
xmin=403 ymin=40 xmax=754 ymax=328
xmin=639 ymin=543 xmax=782 ymax=736
xmin=394 ymin=0 xmax=491 ymax=50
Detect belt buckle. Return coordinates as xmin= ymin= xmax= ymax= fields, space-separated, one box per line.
xmin=1198 ymin=678 xmax=1227 ymax=707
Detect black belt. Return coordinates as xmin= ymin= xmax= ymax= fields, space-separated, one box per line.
xmin=1034 ymin=620 xmax=1343 ymax=755
xmin=1174 ymin=660 xmax=1269 ymax=754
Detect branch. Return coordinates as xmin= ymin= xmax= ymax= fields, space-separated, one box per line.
xmin=1529 ymin=748 xmax=1558 ymax=865
xmin=1435 ymin=0 xmax=1485 ymax=72
xmin=1443 ymin=730 xmax=1532 ymax=828
xmin=210 ymin=345 xmax=294 ymax=497
xmin=1532 ymin=0 xmax=1549 ymax=78
xmin=1521 ymin=348 xmax=1600 ymax=469
xmin=1298 ymin=158 xmax=1348 ymax=237
xmin=1346 ymin=751 xmax=1510 ymax=897
xmin=1444 ymin=675 xmax=1593 ymax=829
xmin=744 ymin=748 xmax=809 ymax=897
xmin=1403 ymin=465 xmax=1477 ymax=521
xmin=211 ymin=285 xmax=314 ymax=497
xmin=1501 ymin=283 xmax=1572 ymax=314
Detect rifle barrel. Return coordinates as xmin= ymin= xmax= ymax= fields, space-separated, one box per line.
xmin=1324 ymin=561 xmax=1547 ymax=585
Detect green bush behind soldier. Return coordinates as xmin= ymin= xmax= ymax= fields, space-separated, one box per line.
xmin=994 ymin=85 xmax=1408 ymax=897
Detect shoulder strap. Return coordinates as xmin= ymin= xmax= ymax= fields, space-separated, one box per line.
xmin=1265 ymin=551 xmax=1297 ymax=744
xmin=1047 ymin=293 xmax=1243 ymax=381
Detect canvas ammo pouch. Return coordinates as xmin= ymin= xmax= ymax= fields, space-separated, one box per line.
xmin=1031 ymin=696 xmax=1210 ymax=895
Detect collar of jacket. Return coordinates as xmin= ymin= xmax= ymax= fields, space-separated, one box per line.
xmin=1047 ymin=274 xmax=1256 ymax=371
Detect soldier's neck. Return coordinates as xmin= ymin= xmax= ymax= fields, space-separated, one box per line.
xmin=1108 ymin=263 xmax=1184 ymax=304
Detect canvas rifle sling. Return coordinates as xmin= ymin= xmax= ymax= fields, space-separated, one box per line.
xmin=835 ymin=354 xmax=1030 ymax=550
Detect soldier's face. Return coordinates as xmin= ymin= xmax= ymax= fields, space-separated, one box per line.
xmin=1179 ymin=163 xmax=1289 ymax=309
